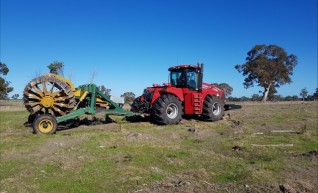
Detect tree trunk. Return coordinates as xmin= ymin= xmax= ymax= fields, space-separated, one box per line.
xmin=262 ymin=84 xmax=271 ymax=102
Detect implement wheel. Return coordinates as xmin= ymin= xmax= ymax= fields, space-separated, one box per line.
xmin=33 ymin=114 xmax=57 ymax=135
xmin=23 ymin=74 xmax=76 ymax=117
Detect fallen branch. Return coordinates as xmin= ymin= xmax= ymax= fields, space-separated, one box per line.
xmin=201 ymin=180 xmax=213 ymax=186
xmin=253 ymin=132 xmax=264 ymax=135
xmin=251 ymin=144 xmax=294 ymax=147
xmin=270 ymin=130 xmax=298 ymax=133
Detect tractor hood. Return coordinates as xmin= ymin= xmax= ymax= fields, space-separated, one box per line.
xmin=202 ymin=83 xmax=222 ymax=92
xmin=202 ymin=83 xmax=225 ymax=98
xmin=144 ymin=83 xmax=171 ymax=91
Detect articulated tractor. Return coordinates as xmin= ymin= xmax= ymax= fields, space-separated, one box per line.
xmin=131 ymin=63 xmax=225 ymax=125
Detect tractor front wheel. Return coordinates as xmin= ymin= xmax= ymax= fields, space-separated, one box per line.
xmin=151 ymin=95 xmax=183 ymax=125
xmin=202 ymin=95 xmax=224 ymax=121
xmin=33 ymin=114 xmax=57 ymax=135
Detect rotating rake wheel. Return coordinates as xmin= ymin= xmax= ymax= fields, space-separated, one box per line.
xmin=23 ymin=74 xmax=76 ymax=121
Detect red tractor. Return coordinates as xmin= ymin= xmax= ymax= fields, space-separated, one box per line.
xmin=131 ymin=64 xmax=226 ymax=124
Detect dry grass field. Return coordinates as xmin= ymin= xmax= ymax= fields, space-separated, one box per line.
xmin=0 ymin=101 xmax=317 ymax=193
xmin=0 ymin=100 xmax=25 ymax=111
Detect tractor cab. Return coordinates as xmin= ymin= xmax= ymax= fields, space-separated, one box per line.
xmin=169 ymin=64 xmax=203 ymax=91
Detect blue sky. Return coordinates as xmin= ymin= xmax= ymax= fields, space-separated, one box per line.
xmin=1 ymin=0 xmax=317 ymax=98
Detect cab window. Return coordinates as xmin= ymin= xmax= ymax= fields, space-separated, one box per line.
xmin=187 ymin=69 xmax=198 ymax=90
xmin=170 ymin=70 xmax=185 ymax=87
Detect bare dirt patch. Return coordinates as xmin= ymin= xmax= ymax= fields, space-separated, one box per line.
xmin=139 ymin=174 xmax=289 ymax=193
xmin=280 ymin=158 xmax=318 ymax=193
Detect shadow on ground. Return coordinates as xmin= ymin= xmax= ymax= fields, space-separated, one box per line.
xmin=225 ymin=104 xmax=242 ymax=111
xmin=24 ymin=114 xmax=150 ymax=134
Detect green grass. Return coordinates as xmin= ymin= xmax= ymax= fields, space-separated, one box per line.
xmin=0 ymin=102 xmax=317 ymax=192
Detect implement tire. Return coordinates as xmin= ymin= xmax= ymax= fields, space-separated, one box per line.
xmin=151 ymin=94 xmax=183 ymax=125
xmin=202 ymin=95 xmax=224 ymax=121
xmin=23 ymin=74 xmax=76 ymax=117
xmin=33 ymin=114 xmax=57 ymax=135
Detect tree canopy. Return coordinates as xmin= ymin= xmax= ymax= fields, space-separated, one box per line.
xmin=11 ymin=94 xmax=19 ymax=100
xmin=98 ymin=85 xmax=111 ymax=97
xmin=266 ymin=85 xmax=278 ymax=101
xmin=235 ymin=44 xmax=297 ymax=102
xmin=0 ymin=62 xmax=9 ymax=75
xmin=48 ymin=61 xmax=64 ymax=75
xmin=308 ymin=88 xmax=318 ymax=100
xmin=0 ymin=62 xmax=13 ymax=99
xmin=300 ymin=88 xmax=308 ymax=101
xmin=121 ymin=92 xmax=135 ymax=104
xmin=212 ymin=83 xmax=233 ymax=97
xmin=251 ymin=94 xmax=261 ymax=101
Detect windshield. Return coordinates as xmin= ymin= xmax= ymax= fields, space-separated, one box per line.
xmin=186 ymin=69 xmax=198 ymax=90
xmin=170 ymin=68 xmax=198 ymax=89
xmin=170 ymin=70 xmax=184 ymax=87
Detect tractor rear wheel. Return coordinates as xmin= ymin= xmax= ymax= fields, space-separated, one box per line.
xmin=202 ymin=95 xmax=224 ymax=121
xmin=131 ymin=96 xmax=142 ymax=113
xmin=33 ymin=114 xmax=57 ymax=135
xmin=151 ymin=95 xmax=183 ymax=125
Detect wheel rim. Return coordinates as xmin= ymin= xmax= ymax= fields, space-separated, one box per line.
xmin=166 ymin=103 xmax=178 ymax=119
xmin=23 ymin=75 xmax=75 ymax=117
xmin=212 ymin=102 xmax=221 ymax=116
xmin=38 ymin=119 xmax=54 ymax=133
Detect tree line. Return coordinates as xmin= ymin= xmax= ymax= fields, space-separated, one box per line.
xmin=0 ymin=62 xmax=15 ymax=99
xmin=228 ymin=88 xmax=318 ymax=102
xmin=0 ymin=44 xmax=315 ymax=102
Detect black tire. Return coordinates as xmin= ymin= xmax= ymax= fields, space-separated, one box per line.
xmin=131 ymin=96 xmax=142 ymax=112
xmin=151 ymin=95 xmax=183 ymax=125
xmin=33 ymin=114 xmax=57 ymax=135
xmin=202 ymin=95 xmax=224 ymax=121
xmin=27 ymin=112 xmax=42 ymax=124
xmin=28 ymin=114 xmax=37 ymax=124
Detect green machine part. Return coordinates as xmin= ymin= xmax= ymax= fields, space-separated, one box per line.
xmin=57 ymin=84 xmax=133 ymax=124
